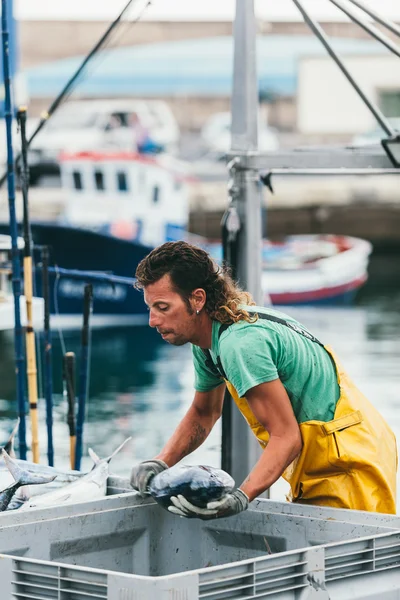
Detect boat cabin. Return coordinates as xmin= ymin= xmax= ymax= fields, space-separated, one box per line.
xmin=59 ymin=151 xmax=190 ymax=248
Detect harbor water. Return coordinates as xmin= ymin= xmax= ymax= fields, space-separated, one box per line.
xmin=0 ymin=251 xmax=399 ymax=509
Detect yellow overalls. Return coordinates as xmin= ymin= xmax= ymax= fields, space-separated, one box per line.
xmin=225 ymin=343 xmax=397 ymax=514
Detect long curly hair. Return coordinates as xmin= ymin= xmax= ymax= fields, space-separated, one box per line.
xmin=135 ymin=241 xmax=257 ymax=324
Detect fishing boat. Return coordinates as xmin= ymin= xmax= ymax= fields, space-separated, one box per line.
xmin=12 ymin=150 xmax=372 ymax=326
xmin=261 ymin=235 xmax=372 ymax=306
xmin=0 ymin=234 xmax=43 ymax=331
xmin=208 ymin=234 xmax=372 ymax=306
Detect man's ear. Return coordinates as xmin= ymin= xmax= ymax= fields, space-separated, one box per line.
xmin=191 ymin=288 xmax=206 ymax=313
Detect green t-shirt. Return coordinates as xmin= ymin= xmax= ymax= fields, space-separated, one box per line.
xmin=192 ymin=305 xmax=340 ymax=423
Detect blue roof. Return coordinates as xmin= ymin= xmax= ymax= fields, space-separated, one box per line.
xmin=24 ymin=35 xmax=387 ymax=98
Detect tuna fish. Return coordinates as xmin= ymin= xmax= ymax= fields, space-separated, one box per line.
xmin=0 ymin=420 xmax=82 ymax=504
xmin=0 ymin=424 xmax=84 ymax=509
xmin=19 ymin=437 xmax=131 ymax=510
xmin=0 ymin=450 xmax=57 ymax=512
xmin=149 ymin=465 xmax=235 ymax=509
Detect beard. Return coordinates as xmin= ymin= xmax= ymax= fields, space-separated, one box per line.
xmin=165 ymin=334 xmax=188 ymax=346
xmin=161 ymin=331 xmax=189 ymax=346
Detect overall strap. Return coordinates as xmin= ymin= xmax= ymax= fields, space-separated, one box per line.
xmin=247 ymin=312 xmax=324 ymax=346
xmin=201 ymin=312 xmax=323 ymax=380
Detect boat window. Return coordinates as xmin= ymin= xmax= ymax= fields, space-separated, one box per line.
xmin=94 ymin=170 xmax=105 ymax=191
xmin=152 ymin=186 xmax=160 ymax=204
xmin=117 ymin=172 xmax=128 ymax=192
xmin=72 ymin=171 xmax=83 ymax=190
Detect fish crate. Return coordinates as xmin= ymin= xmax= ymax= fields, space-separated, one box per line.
xmin=0 ymin=489 xmax=400 ymax=599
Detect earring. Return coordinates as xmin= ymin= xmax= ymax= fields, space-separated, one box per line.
xmin=196 ymin=309 xmax=200 ymax=315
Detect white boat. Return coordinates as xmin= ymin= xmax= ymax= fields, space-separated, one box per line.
xmin=261 ymin=234 xmax=372 ymax=305
xmin=0 ymin=235 xmax=44 ymax=331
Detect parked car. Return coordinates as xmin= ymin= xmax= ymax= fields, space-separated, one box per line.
xmin=27 ymin=99 xmax=181 ymax=183
xmin=201 ymin=111 xmax=279 ymax=157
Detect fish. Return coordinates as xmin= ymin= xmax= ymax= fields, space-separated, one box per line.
xmin=148 ymin=464 xmax=235 ymax=509
xmin=19 ymin=437 xmax=132 ymax=510
xmin=0 ymin=449 xmax=57 ymax=512
xmin=1 ymin=464 xmax=84 ymax=509
xmin=0 ymin=443 xmax=85 ymax=509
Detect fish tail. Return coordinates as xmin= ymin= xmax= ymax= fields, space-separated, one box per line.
xmin=88 ymin=447 xmax=101 ymax=466
xmin=2 ymin=450 xmax=56 ymax=487
xmin=3 ymin=418 xmax=20 ymax=457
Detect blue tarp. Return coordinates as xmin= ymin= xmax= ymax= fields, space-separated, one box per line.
xmin=23 ymin=34 xmax=386 ymax=98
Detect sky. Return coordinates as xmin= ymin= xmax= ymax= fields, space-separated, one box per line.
xmin=15 ymin=0 xmax=400 ymax=22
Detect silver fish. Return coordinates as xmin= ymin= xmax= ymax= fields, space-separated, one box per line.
xmin=149 ymin=465 xmax=235 ymax=509
xmin=0 ymin=457 xmax=84 ymax=509
xmin=20 ymin=437 xmax=132 ymax=510
xmin=0 ymin=450 xmax=56 ymax=512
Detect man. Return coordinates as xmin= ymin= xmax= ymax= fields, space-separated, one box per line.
xmin=130 ymin=241 xmax=397 ymax=518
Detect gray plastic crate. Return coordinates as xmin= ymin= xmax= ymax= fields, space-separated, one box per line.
xmin=0 ymin=488 xmax=400 ymax=599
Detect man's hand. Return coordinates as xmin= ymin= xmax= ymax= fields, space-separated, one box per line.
xmin=130 ymin=459 xmax=168 ymax=496
xmin=168 ymin=488 xmax=249 ymax=520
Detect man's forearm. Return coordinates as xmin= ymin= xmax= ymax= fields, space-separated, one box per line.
xmin=240 ymin=434 xmax=302 ymax=501
xmin=155 ymin=405 xmax=218 ymax=466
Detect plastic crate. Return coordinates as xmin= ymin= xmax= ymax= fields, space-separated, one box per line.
xmin=0 ymin=486 xmax=400 ymax=599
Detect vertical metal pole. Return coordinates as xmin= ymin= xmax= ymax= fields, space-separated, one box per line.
xmin=75 ymin=283 xmax=93 ymax=471
xmin=63 ymin=352 xmax=76 ymax=470
xmin=1 ymin=0 xmax=27 ymax=459
xmin=41 ymin=247 xmax=54 ymax=466
xmin=222 ymin=0 xmax=264 ymax=487
xmin=18 ymin=107 xmax=40 ymax=463
xmin=220 ymin=198 xmax=240 ymax=475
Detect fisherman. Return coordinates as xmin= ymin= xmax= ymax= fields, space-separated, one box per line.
xmin=130 ymin=241 xmax=397 ymax=518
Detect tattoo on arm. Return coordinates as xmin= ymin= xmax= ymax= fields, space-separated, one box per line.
xmin=181 ymin=422 xmax=207 ymax=458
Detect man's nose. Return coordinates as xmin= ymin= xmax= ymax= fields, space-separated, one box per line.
xmin=148 ymin=309 xmax=160 ymax=328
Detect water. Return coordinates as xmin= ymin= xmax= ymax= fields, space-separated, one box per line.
xmin=1 ymin=252 xmax=400 ymax=509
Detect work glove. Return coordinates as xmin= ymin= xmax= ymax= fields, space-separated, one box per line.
xmin=168 ymin=488 xmax=249 ymax=520
xmin=130 ymin=459 xmax=169 ymax=497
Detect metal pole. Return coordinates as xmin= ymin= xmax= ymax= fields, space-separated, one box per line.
xmin=63 ymin=352 xmax=76 ymax=470
xmin=41 ymin=246 xmax=54 ymax=466
xmin=328 ymin=0 xmax=400 ymax=59
xmin=1 ymin=0 xmax=27 ymax=459
xmin=75 ymin=284 xmax=93 ymax=471
xmin=46 ymin=267 xmax=136 ymax=286
xmin=347 ymin=0 xmax=400 ymax=38
xmin=224 ymin=0 xmax=263 ymax=487
xmin=220 ymin=178 xmax=241 ymax=475
xmin=17 ymin=107 xmax=40 ymax=463
xmin=291 ymin=0 xmax=395 ymax=137
xmin=231 ymin=0 xmax=263 ymax=304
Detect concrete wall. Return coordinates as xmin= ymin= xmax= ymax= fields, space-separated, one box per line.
xmin=298 ymin=55 xmax=400 ymax=134
xmin=19 ymin=20 xmax=396 ymax=69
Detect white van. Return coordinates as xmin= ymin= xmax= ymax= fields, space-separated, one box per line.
xmin=27 ymin=99 xmax=180 ymax=182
